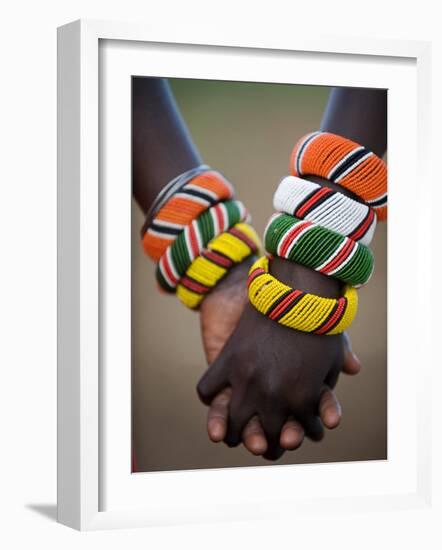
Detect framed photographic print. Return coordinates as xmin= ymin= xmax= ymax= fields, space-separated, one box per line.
xmin=57 ymin=19 xmax=433 ymax=530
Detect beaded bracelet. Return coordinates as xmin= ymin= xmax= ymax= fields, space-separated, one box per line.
xmin=141 ymin=164 xmax=211 ymax=235
xmin=274 ymin=176 xmax=377 ymax=245
xmin=264 ymin=212 xmax=374 ymax=287
xmin=248 ymin=256 xmax=358 ymax=335
xmin=142 ymin=169 xmax=235 ymax=261
xmin=157 ymin=200 xmax=249 ymax=292
xmin=176 ymin=223 xmax=261 ymax=309
xmin=290 ymin=132 xmax=387 ymax=220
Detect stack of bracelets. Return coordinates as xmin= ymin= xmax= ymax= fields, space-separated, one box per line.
xmin=141 ymin=133 xmax=387 ymax=334
xmin=248 ymin=131 xmax=387 ymax=335
xmin=141 ymin=165 xmax=261 ymax=310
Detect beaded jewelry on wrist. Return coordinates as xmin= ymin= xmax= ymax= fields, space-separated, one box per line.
xmin=247 ymin=256 xmax=358 ymax=335
xmin=290 ymin=132 xmax=387 ymax=220
xmin=142 ymin=167 xmax=235 ymax=261
xmin=274 ymin=175 xmax=377 ymax=245
xmin=141 ymin=165 xmax=210 ymax=233
xmin=176 ymin=223 xmax=261 ymax=309
xmin=264 ymin=212 xmax=374 ymax=287
xmin=156 ymin=199 xmax=249 ymax=292
xmin=141 ymin=166 xmax=260 ymax=310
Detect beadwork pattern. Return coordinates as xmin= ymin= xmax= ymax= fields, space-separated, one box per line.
xmin=274 ymin=175 xmax=377 ymax=245
xmin=290 ymin=132 xmax=387 ymax=220
xmin=177 ymin=223 xmax=261 ymax=309
xmin=247 ymin=256 xmax=358 ymax=335
xmin=264 ymin=212 xmax=374 ymax=287
xmin=142 ymin=170 xmax=235 ymax=261
xmin=157 ymin=200 xmax=249 ymax=292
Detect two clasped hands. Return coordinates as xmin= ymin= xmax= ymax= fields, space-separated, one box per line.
xmin=197 ymin=203 xmax=361 ymax=462
xmin=133 ymin=78 xmax=386 ymax=461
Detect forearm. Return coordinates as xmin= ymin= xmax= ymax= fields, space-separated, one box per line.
xmin=132 ymin=77 xmax=203 ymax=214
xmin=321 ymin=87 xmax=387 ymax=157
xmin=272 ymin=87 xmax=387 ymax=295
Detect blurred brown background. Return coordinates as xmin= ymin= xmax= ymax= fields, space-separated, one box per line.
xmin=132 ymin=80 xmax=387 ymax=472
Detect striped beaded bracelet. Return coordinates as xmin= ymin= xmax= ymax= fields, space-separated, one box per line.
xmin=157 ymin=199 xmax=249 ymax=292
xmin=141 ymin=164 xmax=210 ymax=235
xmin=290 ymin=132 xmax=387 ymax=220
xmin=177 ymin=223 xmax=261 ymax=309
xmin=274 ymin=175 xmax=377 ymax=245
xmin=142 ymin=168 xmax=235 ymax=261
xmin=248 ymin=256 xmax=358 ymax=335
xmin=264 ymin=213 xmax=374 ymax=287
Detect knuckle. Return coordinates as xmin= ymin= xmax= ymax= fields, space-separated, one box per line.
xmin=196 ymin=380 xmax=210 ymax=402
xmin=237 ymin=360 xmax=257 ymax=383
xmin=215 ymin=393 xmax=230 ymax=407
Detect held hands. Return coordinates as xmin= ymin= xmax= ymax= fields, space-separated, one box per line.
xmin=198 ymin=259 xmax=361 ymax=460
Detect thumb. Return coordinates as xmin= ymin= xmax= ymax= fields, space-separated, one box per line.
xmin=196 ymin=353 xmax=230 ymax=406
xmin=342 ymin=332 xmax=362 ymax=375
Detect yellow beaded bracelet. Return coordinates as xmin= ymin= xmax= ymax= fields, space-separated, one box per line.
xmin=177 ymin=223 xmax=261 ymax=309
xmin=247 ymin=256 xmax=358 ymax=335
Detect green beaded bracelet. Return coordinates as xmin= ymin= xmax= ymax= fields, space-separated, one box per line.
xmin=264 ymin=212 xmax=374 ymax=287
xmin=157 ymin=199 xmax=248 ymax=292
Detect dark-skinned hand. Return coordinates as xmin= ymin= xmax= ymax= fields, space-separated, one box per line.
xmin=199 ymin=258 xmax=361 ymax=460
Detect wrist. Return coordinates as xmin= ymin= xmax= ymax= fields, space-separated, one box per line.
xmin=205 ymin=255 xmax=255 ymax=296
xmin=270 ymin=257 xmax=340 ymax=299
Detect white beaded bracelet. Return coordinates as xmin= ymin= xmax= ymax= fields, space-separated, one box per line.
xmin=273 ymin=176 xmax=377 ymax=245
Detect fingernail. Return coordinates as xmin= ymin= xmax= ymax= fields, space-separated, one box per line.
xmin=208 ymin=420 xmax=224 ymax=441
xmin=248 ymin=436 xmax=267 ymax=455
xmin=326 ymin=408 xmax=341 ymax=428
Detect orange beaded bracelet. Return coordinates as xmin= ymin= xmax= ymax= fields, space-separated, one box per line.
xmin=142 ymin=169 xmax=234 ymax=261
xmin=290 ymin=132 xmax=387 ymax=221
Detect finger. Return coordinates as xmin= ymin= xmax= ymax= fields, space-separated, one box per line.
xmin=242 ymin=415 xmax=268 ymax=456
xmin=262 ymin=445 xmax=286 ymax=461
xmin=319 ymin=386 xmax=342 ymax=429
xmin=260 ymin=411 xmax=286 ymax=460
xmin=224 ymin=393 xmax=255 ymax=448
xmin=342 ymin=332 xmax=361 ymax=375
xmin=197 ymin=355 xmax=230 ymax=406
xmin=280 ymin=418 xmax=304 ymax=450
xmin=324 ymin=364 xmax=340 ymax=390
xmin=207 ymin=387 xmax=232 ymax=442
xmin=299 ymin=413 xmax=324 ymax=442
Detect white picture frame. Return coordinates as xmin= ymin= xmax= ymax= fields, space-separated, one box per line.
xmin=57 ymin=19 xmax=434 ymax=531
